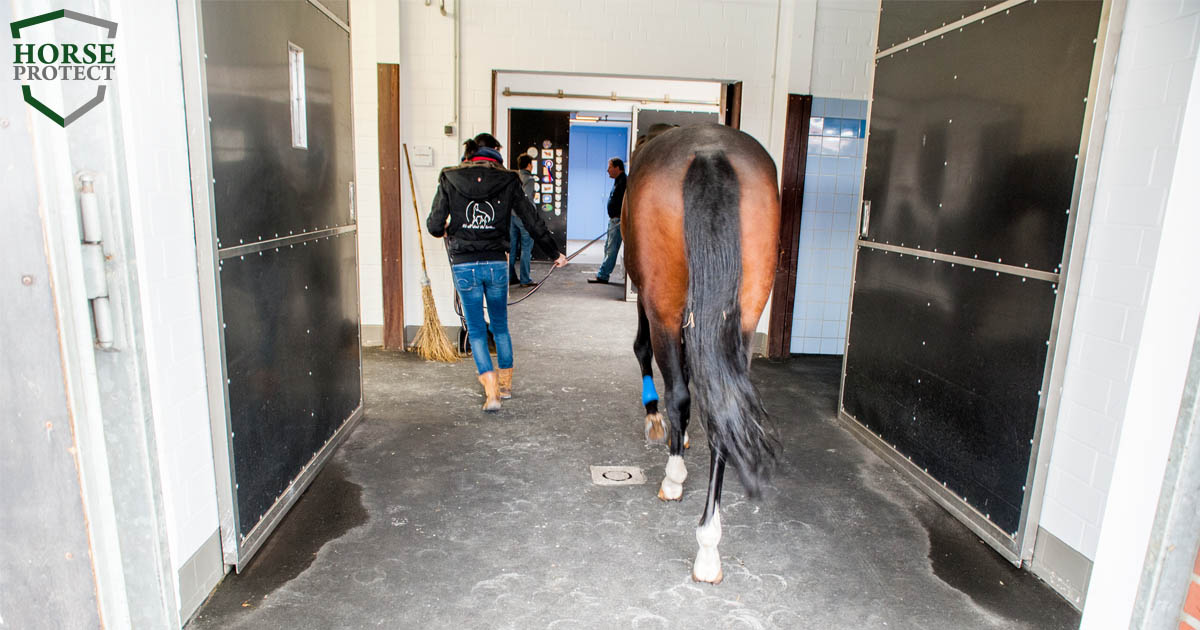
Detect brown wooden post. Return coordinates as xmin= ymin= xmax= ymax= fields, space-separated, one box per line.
xmin=766 ymin=94 xmax=812 ymax=359
xmin=378 ymin=63 xmax=405 ymax=350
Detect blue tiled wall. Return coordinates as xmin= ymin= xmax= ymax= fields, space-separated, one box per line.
xmin=790 ymin=97 xmax=867 ymax=355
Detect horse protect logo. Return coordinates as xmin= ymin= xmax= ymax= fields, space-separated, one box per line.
xmin=10 ymin=10 xmax=117 ymax=127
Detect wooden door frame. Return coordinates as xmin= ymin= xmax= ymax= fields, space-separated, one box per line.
xmin=723 ymin=81 xmax=743 ymax=129
xmin=379 ymin=63 xmax=404 ymax=349
xmin=766 ymin=94 xmax=812 ymax=359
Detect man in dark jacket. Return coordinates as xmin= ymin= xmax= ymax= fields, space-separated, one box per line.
xmin=588 ymin=157 xmax=626 ymax=284
xmin=510 ymin=155 xmax=537 ymax=286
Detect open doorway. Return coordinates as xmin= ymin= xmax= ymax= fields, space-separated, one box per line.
xmin=494 ymin=72 xmax=731 ymax=273
xmin=566 ymin=115 xmax=629 ymax=248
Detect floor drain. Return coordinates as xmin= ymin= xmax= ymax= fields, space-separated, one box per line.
xmin=590 ymin=465 xmax=646 ymax=486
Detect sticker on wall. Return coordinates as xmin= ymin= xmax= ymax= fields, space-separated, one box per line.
xmin=543 ymin=159 xmax=554 ymax=171
xmin=526 ymin=147 xmax=538 ymax=158
xmin=541 ymin=149 xmax=553 ymax=159
xmin=542 ymin=173 xmax=553 ymax=183
xmin=542 ymin=194 xmax=552 ymax=203
xmin=542 ymin=140 xmax=552 ymax=149
xmin=554 ymin=206 xmax=561 ymax=216
xmin=554 ymin=194 xmax=561 ymax=202
xmin=542 ymin=204 xmax=553 ymax=212
xmin=555 ymin=148 xmax=563 ymax=156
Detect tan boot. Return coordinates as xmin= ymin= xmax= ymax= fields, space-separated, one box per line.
xmin=497 ymin=368 xmax=514 ymax=399
xmin=478 ymin=371 xmax=502 ymax=412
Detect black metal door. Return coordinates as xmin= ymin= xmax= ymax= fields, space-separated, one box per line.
xmin=201 ymin=0 xmax=361 ymax=569
xmin=841 ymin=0 xmax=1102 ymax=559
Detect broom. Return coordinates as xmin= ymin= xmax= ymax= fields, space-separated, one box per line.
xmin=403 ymin=143 xmax=460 ymax=362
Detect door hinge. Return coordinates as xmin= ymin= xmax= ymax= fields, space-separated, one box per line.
xmin=79 ymin=175 xmax=113 ymax=349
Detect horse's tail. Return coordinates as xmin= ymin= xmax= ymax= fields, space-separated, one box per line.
xmin=682 ymin=150 xmax=776 ymax=498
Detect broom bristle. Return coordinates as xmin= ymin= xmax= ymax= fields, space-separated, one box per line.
xmin=412 ymin=285 xmax=460 ymax=362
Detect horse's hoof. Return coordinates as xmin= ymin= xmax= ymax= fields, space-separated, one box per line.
xmin=644 ymin=413 xmax=666 ymax=444
xmin=692 ymin=568 xmax=724 ymax=585
xmin=669 ymin=431 xmax=691 ymax=449
xmin=657 ymin=486 xmax=683 ymax=501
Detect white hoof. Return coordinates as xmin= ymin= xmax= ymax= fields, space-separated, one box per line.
xmin=692 ymin=512 xmax=723 ymax=584
xmin=658 ymin=455 xmax=686 ymax=501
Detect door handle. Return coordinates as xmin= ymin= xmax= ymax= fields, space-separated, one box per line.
xmin=860 ymin=200 xmax=871 ymax=239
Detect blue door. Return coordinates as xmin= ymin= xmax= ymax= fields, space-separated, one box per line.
xmin=566 ymin=124 xmax=628 ymax=240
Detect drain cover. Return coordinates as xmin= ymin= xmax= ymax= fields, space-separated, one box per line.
xmin=590 ymin=465 xmax=646 ymax=486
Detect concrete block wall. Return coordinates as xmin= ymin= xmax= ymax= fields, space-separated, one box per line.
xmin=1042 ymin=0 xmax=1200 ymax=561
xmin=810 ymin=0 xmax=878 ymax=98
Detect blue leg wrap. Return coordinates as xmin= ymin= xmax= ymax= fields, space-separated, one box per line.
xmin=642 ymin=375 xmax=659 ymax=406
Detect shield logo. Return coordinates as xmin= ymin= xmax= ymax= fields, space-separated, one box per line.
xmin=10 ymin=10 xmax=118 ymax=127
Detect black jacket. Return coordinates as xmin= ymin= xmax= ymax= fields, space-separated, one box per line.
xmin=607 ymin=172 xmax=627 ymax=219
xmin=427 ymin=161 xmax=559 ymax=264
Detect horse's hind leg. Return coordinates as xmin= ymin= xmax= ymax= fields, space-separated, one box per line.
xmin=651 ymin=328 xmax=690 ymax=501
xmin=693 ymin=447 xmax=726 ymax=583
xmin=635 ymin=299 xmax=666 ymax=444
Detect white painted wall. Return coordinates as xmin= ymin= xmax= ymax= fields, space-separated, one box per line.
xmin=112 ymin=0 xmax=219 ymax=607
xmin=1041 ymin=0 xmax=1200 ymax=561
xmin=809 ymin=0 xmax=879 ymax=98
xmin=1079 ymin=8 xmax=1200 ymax=626
xmin=350 ymin=0 xmax=400 ymax=338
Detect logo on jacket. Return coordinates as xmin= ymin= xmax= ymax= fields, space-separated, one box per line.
xmin=463 ymin=200 xmax=496 ymax=229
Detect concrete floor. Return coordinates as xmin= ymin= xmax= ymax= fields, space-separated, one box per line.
xmin=190 ymin=262 xmax=1081 ymax=630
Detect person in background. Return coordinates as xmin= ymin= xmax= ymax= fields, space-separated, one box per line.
xmin=588 ymin=157 xmax=627 ymax=285
xmin=510 ymin=155 xmax=537 ymax=287
xmin=427 ymin=132 xmax=567 ymax=411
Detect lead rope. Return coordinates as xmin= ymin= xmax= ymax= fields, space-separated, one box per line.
xmin=507 ymin=221 xmax=618 ymax=306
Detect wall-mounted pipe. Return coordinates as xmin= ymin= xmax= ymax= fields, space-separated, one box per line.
xmin=501 ymin=87 xmax=718 ymax=107
xmin=441 ymin=0 xmax=460 ymax=139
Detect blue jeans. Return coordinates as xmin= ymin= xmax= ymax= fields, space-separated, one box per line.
xmin=509 ymin=216 xmax=533 ymax=284
xmin=597 ymin=217 xmax=622 ymax=281
xmin=451 ymin=261 xmax=513 ymax=374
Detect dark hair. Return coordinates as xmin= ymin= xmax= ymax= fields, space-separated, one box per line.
xmin=517 ymin=154 xmax=533 ymax=169
xmin=463 ymin=132 xmax=502 ymax=160
xmin=609 ymin=157 xmax=625 ymax=172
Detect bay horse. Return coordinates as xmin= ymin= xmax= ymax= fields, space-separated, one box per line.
xmin=623 ymin=123 xmax=780 ymax=583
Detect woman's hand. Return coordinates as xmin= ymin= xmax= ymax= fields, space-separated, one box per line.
xmin=553 ymin=253 xmax=568 ymax=268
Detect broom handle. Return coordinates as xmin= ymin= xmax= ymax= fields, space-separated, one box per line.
xmin=402 ymin=143 xmax=431 ymax=276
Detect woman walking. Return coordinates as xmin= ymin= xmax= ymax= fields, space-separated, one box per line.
xmin=427 ymin=133 xmax=567 ymax=411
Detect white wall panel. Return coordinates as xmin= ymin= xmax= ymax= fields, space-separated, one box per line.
xmin=1043 ymin=0 xmax=1200 ymax=560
